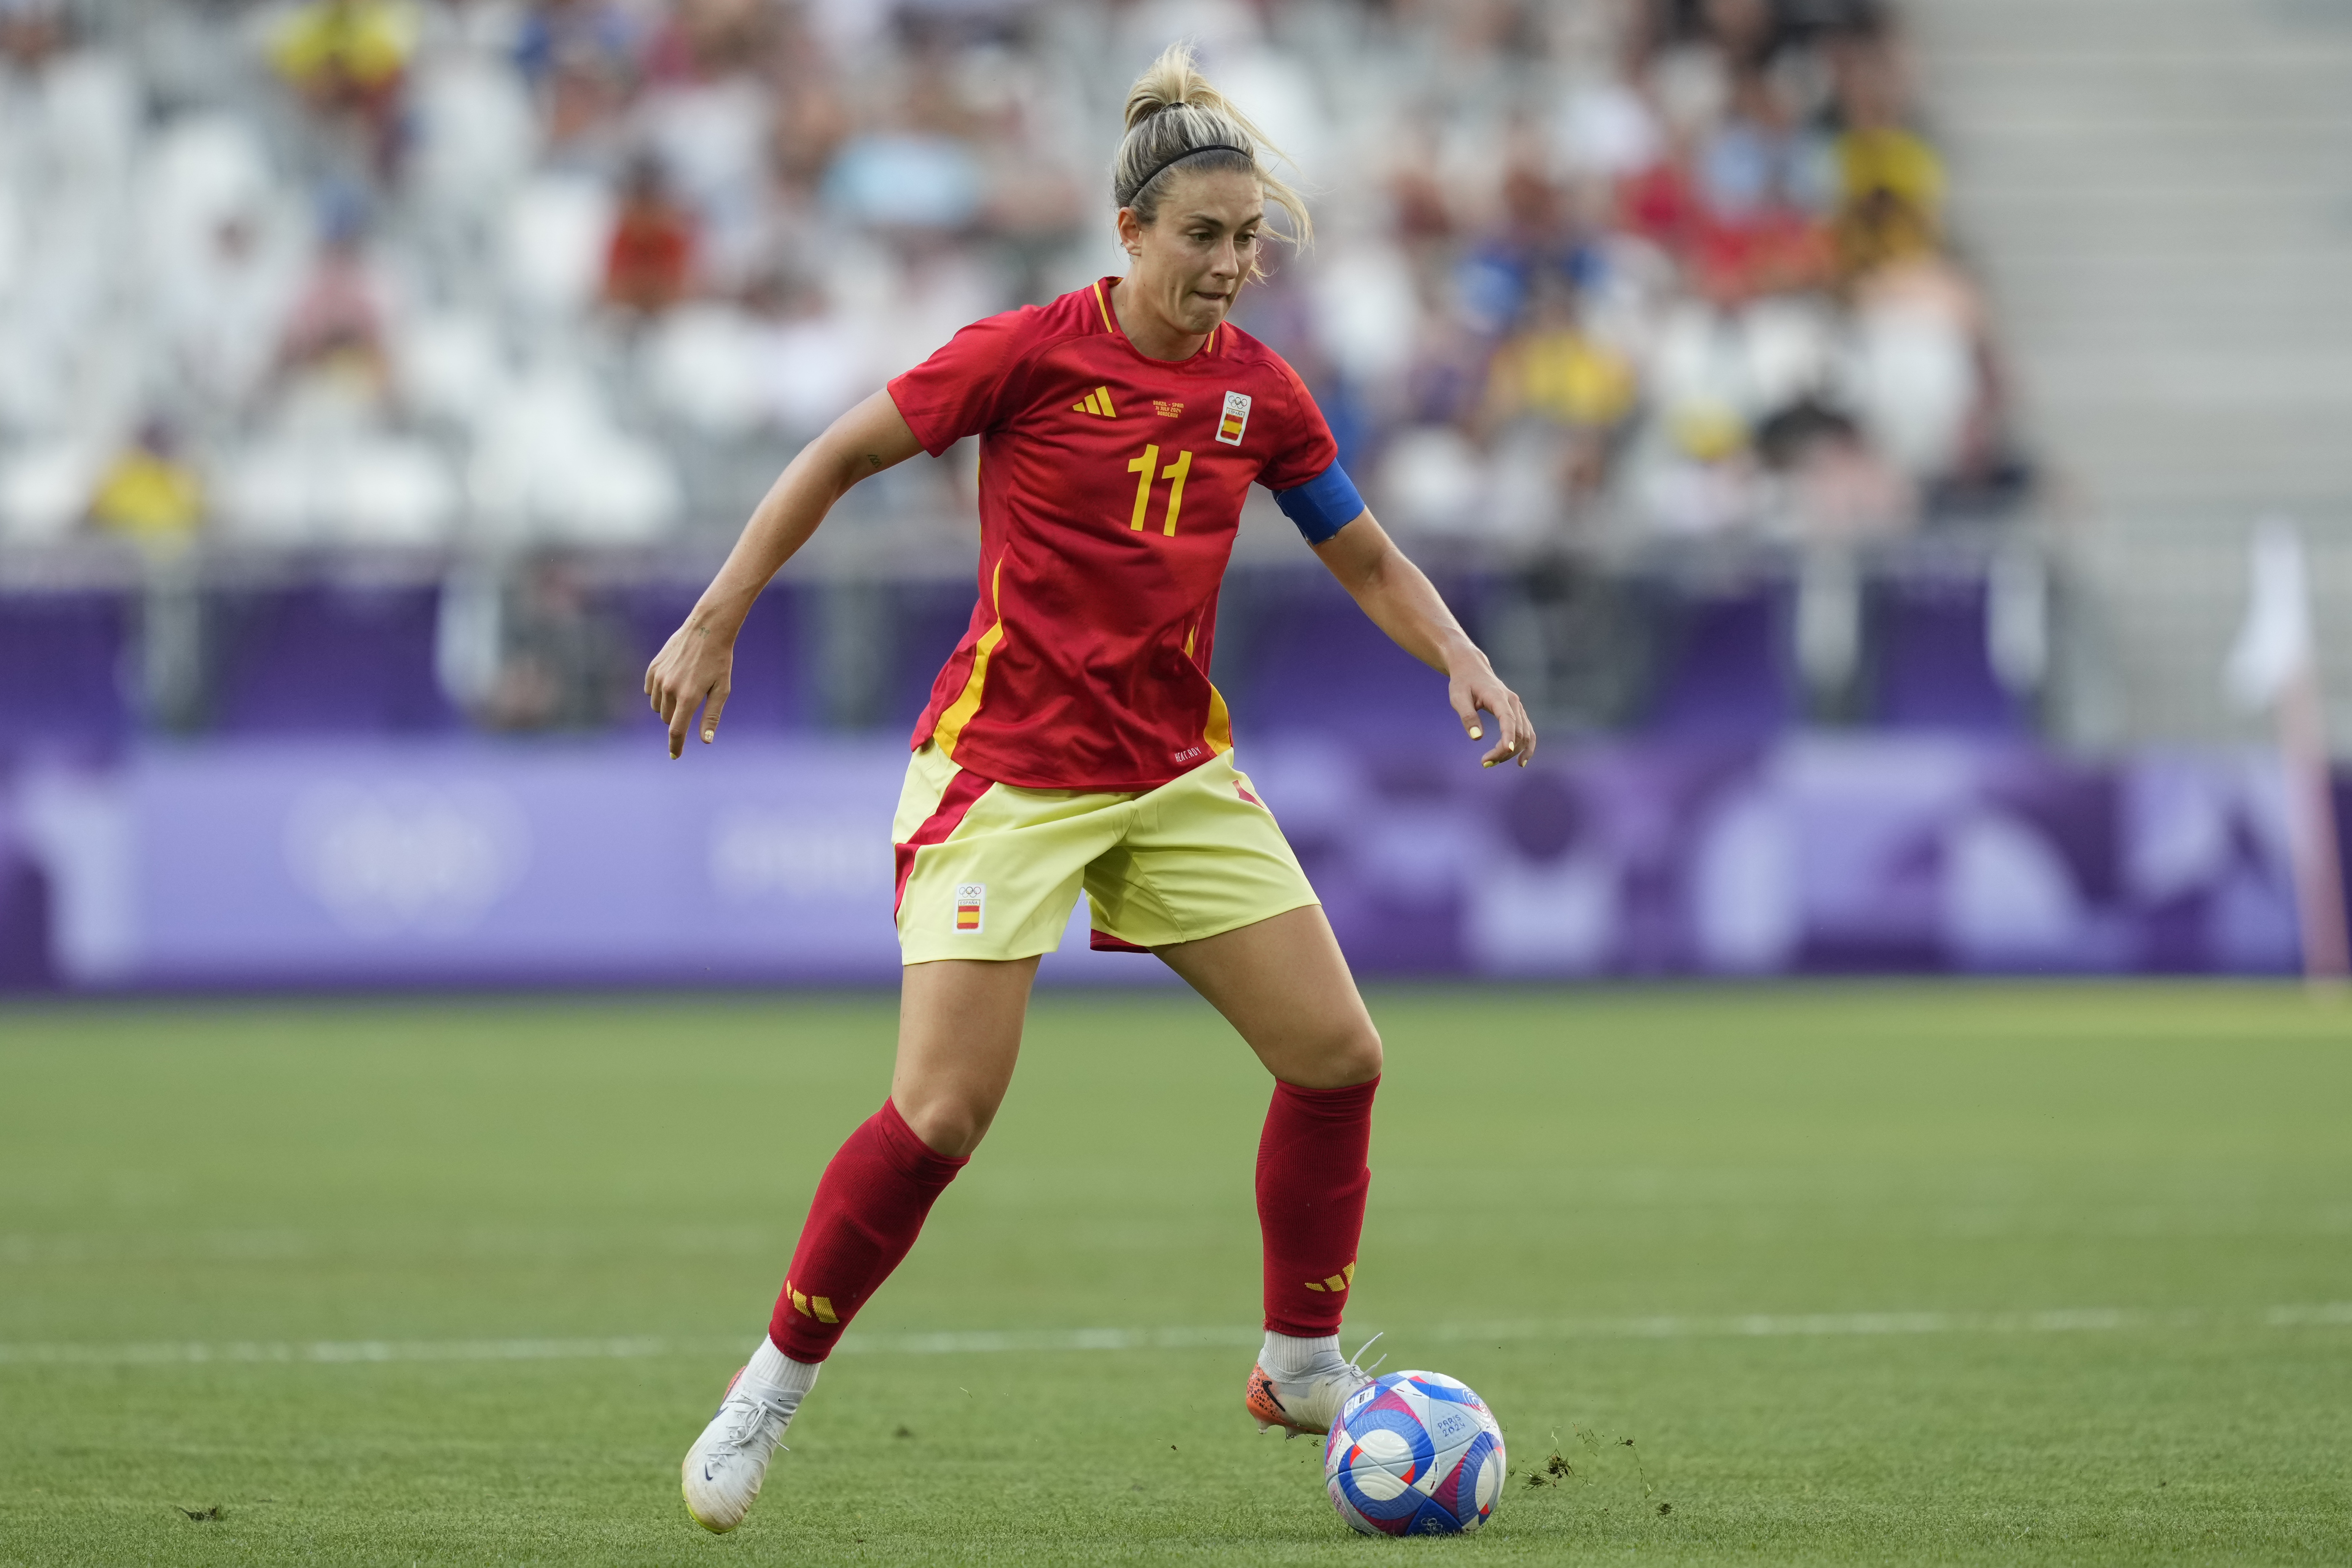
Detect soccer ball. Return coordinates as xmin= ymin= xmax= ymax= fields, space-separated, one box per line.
xmin=1323 ymin=1370 xmax=1506 ymax=1536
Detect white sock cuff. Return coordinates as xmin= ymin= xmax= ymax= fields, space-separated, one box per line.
xmin=1262 ymin=1330 xmax=1341 ymax=1381
xmin=745 ymin=1336 xmax=822 ymax=1397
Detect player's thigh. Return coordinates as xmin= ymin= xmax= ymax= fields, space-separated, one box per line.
xmin=892 ymin=956 xmax=1041 ymax=1159
xmin=1155 ymin=905 xmax=1382 ymax=1089
xmin=895 ymin=744 xmax=1119 ymax=964
xmin=1084 ymin=755 xmax=1315 ymax=949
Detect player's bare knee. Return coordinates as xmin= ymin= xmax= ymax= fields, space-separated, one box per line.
xmin=1281 ymin=1018 xmax=1380 ymax=1088
xmin=898 ymin=1095 xmax=993 ymax=1160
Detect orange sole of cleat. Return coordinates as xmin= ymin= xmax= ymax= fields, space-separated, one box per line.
xmin=1245 ymin=1364 xmax=1319 ymax=1440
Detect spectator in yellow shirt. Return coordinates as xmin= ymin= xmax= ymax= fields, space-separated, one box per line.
xmin=88 ymin=424 xmax=204 ymax=544
xmin=266 ymin=0 xmax=419 ymax=171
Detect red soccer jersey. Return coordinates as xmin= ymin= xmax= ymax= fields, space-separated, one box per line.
xmin=889 ymin=278 xmax=1340 ymax=791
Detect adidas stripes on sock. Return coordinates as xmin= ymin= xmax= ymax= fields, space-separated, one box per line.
xmin=1256 ymin=1076 xmax=1378 ymax=1338
xmin=768 ymin=1098 xmax=968 ymax=1363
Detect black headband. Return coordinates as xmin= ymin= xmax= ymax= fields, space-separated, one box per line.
xmin=1128 ymin=142 xmax=1250 ymax=201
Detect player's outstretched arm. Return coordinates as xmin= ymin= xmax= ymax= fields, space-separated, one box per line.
xmin=644 ymin=391 xmax=924 ymax=758
xmin=1311 ymin=511 xmax=1536 ymax=768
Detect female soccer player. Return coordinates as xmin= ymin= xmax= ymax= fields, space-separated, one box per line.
xmin=648 ymin=44 xmax=1535 ymax=1533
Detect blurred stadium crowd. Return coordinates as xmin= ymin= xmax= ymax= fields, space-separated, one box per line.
xmin=0 ymin=0 xmax=2044 ymax=740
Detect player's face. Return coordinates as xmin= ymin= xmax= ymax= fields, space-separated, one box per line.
xmin=1120 ymin=169 xmax=1266 ymax=338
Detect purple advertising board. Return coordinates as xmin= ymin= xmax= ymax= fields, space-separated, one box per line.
xmin=0 ymin=734 xmax=2312 ymax=991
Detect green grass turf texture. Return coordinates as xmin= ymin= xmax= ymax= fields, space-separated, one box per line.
xmin=2 ymin=984 xmax=2347 ymax=1566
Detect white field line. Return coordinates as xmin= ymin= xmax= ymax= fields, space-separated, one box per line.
xmin=2 ymin=1304 xmax=2346 ymax=1370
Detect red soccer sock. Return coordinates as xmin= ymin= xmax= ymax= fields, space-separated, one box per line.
xmin=1256 ymin=1076 xmax=1378 ymax=1337
xmin=768 ymin=1099 xmax=968 ymax=1362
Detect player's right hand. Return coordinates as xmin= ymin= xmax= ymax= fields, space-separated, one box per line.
xmin=1451 ymin=664 xmax=1537 ymax=769
xmin=645 ymin=620 xmax=734 ymax=759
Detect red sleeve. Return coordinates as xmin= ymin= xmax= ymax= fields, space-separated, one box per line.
xmin=885 ymin=309 xmax=1035 ymax=457
xmin=1254 ymin=355 xmax=1341 ymax=492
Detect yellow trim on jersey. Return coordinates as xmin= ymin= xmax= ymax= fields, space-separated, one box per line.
xmin=1091 ymin=279 xmax=1115 ymax=333
xmin=1181 ymin=619 xmax=1230 ymax=754
xmin=933 ymin=560 xmax=1005 ymax=759
xmin=1204 ymin=682 xmax=1233 ymax=755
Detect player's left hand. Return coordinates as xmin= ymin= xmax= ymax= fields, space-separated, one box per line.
xmin=1450 ymin=667 xmax=1536 ymax=768
xmin=645 ymin=619 xmax=734 ymax=759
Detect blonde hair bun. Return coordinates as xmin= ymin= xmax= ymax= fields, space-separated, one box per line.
xmin=1111 ymin=42 xmax=1312 ymax=257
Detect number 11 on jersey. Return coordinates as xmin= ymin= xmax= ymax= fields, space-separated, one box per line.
xmin=1126 ymin=444 xmax=1194 ymax=537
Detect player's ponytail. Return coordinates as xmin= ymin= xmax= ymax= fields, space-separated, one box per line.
xmin=1113 ymin=42 xmax=1312 ymax=269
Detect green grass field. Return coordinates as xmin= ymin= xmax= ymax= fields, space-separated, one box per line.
xmin=2 ymin=984 xmax=2348 ymax=1565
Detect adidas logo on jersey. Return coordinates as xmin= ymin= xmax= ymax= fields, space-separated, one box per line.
xmin=1071 ymin=385 xmax=1118 ymax=417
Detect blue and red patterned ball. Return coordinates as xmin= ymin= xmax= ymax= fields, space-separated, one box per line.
xmin=1323 ymin=1370 xmax=1506 ymax=1535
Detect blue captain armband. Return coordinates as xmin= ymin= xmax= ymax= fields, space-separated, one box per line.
xmin=1271 ymin=463 xmax=1366 ymax=545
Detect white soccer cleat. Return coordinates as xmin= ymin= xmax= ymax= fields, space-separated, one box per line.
xmin=681 ymin=1368 xmax=795 ymax=1533
xmin=1245 ymin=1335 xmax=1382 ymax=1440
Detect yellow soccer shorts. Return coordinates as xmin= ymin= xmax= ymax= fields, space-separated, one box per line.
xmin=890 ymin=742 xmax=1321 ymax=964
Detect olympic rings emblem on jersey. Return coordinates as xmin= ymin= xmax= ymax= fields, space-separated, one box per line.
xmin=1216 ymin=391 xmax=1252 ymax=446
